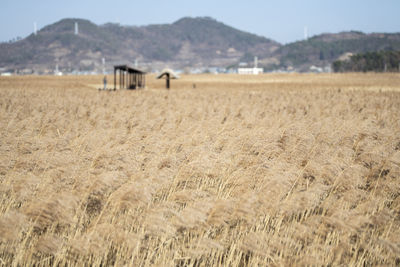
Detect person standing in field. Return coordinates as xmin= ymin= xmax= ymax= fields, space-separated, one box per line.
xmin=103 ymin=76 xmax=107 ymax=90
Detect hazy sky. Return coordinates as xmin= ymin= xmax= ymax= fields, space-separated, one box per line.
xmin=1 ymin=0 xmax=399 ymax=44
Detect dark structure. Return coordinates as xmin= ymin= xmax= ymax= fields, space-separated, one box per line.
xmin=114 ymin=65 xmax=146 ymax=90
xmin=156 ymin=68 xmax=179 ymax=89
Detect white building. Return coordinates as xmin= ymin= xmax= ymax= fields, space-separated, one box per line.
xmin=238 ymin=67 xmax=264 ymax=75
xmin=238 ymin=56 xmax=263 ymax=75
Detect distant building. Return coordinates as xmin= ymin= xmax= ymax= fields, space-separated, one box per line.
xmin=238 ymin=56 xmax=263 ymax=75
xmin=238 ymin=67 xmax=263 ymax=75
xmin=54 ymin=64 xmax=62 ymax=76
xmin=309 ymin=65 xmax=323 ymax=73
xmin=20 ymin=69 xmax=34 ymax=75
xmin=324 ymin=65 xmax=332 ymax=73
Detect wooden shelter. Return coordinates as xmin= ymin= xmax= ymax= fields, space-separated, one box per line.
xmin=114 ymin=65 xmax=146 ymax=90
xmin=156 ymin=68 xmax=179 ymax=89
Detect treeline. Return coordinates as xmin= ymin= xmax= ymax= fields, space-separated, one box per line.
xmin=333 ymin=50 xmax=400 ymax=72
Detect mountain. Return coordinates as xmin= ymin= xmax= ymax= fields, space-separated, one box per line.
xmin=1 ymin=17 xmax=400 ymax=73
xmin=273 ymin=31 xmax=400 ymax=71
xmin=0 ymin=17 xmax=280 ymax=73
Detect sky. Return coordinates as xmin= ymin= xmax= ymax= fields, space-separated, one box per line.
xmin=1 ymin=0 xmax=399 ymax=44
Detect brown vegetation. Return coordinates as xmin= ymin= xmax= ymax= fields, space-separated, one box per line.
xmin=0 ymin=73 xmax=400 ymax=266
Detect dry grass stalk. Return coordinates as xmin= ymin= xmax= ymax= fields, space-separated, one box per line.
xmin=0 ymin=73 xmax=399 ymax=266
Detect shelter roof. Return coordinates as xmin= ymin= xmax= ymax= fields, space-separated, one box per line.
xmin=156 ymin=68 xmax=180 ymax=79
xmin=114 ymin=65 xmax=146 ymax=74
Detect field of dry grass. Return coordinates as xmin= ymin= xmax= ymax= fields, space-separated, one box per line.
xmin=0 ymin=73 xmax=400 ymax=266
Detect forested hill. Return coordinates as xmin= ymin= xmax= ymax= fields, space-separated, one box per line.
xmin=332 ymin=50 xmax=400 ymax=72
xmin=0 ymin=17 xmax=280 ymax=72
xmin=1 ymin=17 xmax=400 ymax=73
xmin=273 ymin=32 xmax=400 ymax=71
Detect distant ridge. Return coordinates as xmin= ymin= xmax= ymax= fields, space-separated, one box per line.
xmin=0 ymin=17 xmax=279 ymax=73
xmin=0 ymin=17 xmax=400 ymax=73
xmin=274 ymin=31 xmax=400 ymax=71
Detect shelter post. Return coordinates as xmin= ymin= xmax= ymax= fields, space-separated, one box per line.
xmin=114 ymin=68 xmax=116 ymax=90
xmin=166 ymin=74 xmax=170 ymax=89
